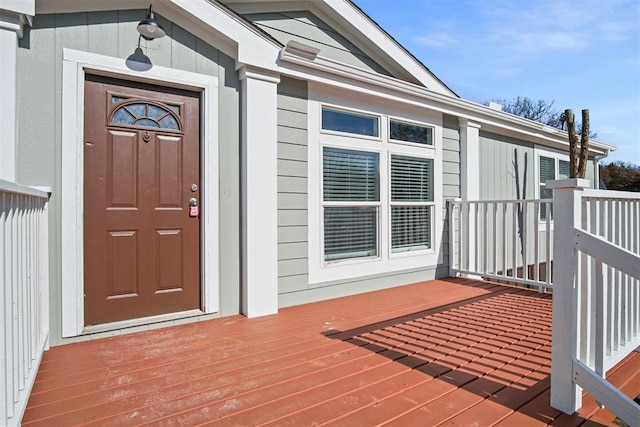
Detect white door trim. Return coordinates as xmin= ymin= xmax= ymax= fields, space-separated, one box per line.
xmin=61 ymin=48 xmax=219 ymax=337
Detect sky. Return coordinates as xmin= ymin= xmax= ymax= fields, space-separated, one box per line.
xmin=353 ymin=0 xmax=640 ymax=165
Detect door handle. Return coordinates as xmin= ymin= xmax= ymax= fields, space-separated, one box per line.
xmin=189 ymin=197 xmax=198 ymax=206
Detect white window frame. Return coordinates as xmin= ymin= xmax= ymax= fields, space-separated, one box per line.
xmin=536 ymin=147 xmax=571 ymax=223
xmin=308 ymin=87 xmax=442 ymax=284
xmin=388 ymin=116 xmax=434 ymax=148
xmin=320 ymin=105 xmax=382 ymax=141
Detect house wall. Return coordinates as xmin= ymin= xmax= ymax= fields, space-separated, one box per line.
xmin=479 ymin=131 xmax=536 ymax=201
xmin=478 ymin=131 xmax=600 ymax=275
xmin=442 ymin=114 xmax=461 ymax=269
xmin=277 ymin=77 xmax=309 ymax=294
xmin=16 ymin=11 xmax=242 ymax=345
xmin=479 ymin=132 xmax=537 ymax=271
xmin=278 ymin=92 xmax=455 ymax=308
xmin=243 ymin=11 xmax=391 ymax=76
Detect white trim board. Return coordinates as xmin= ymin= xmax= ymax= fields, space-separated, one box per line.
xmin=61 ymin=48 xmax=219 ymax=337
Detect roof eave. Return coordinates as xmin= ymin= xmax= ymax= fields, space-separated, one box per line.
xmin=278 ymin=47 xmax=614 ymax=156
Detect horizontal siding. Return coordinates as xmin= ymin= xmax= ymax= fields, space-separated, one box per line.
xmin=278 ymin=226 xmax=308 ymax=244
xmin=441 ymin=115 xmax=461 ymax=270
xmin=16 ymin=11 xmax=242 ymax=343
xmin=244 ymin=11 xmax=390 ymax=75
xmin=277 ymin=77 xmax=309 ymax=294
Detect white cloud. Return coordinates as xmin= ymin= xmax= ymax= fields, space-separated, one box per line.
xmin=492 ymin=67 xmax=522 ymax=77
xmin=415 ymin=32 xmax=458 ymax=48
xmin=471 ymin=0 xmax=638 ymax=54
xmin=599 ymin=126 xmax=624 ymax=135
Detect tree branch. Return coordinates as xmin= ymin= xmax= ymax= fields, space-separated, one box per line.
xmin=566 ymin=109 xmax=579 ymax=178
xmin=578 ymin=109 xmax=590 ymax=178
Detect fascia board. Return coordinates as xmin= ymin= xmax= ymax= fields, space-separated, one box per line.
xmin=220 ymin=0 xmax=313 ymax=14
xmin=166 ymin=0 xmax=281 ymax=70
xmin=35 ymin=0 xmax=282 ymax=71
xmin=2 ymin=0 xmax=35 ymax=15
xmin=279 ymin=51 xmax=614 ymax=156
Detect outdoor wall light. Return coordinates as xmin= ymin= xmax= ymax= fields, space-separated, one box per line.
xmin=137 ymin=5 xmax=165 ymax=40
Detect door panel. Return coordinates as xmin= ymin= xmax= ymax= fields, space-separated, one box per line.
xmin=84 ymin=75 xmax=201 ymax=326
xmin=108 ymin=130 xmax=138 ymax=208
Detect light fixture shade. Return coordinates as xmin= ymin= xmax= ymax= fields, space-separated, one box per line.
xmin=137 ymin=5 xmax=165 ymax=40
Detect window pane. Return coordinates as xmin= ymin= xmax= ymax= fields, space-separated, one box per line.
xmin=127 ymin=103 xmax=146 ymax=118
xmin=159 ymin=115 xmax=179 ymax=130
xmin=324 ymin=207 xmax=377 ymax=261
xmin=149 ymin=104 xmax=168 ymax=119
xmin=539 ymin=156 xmax=555 ymax=184
xmin=559 ymin=160 xmax=570 ymax=179
xmin=323 ymin=148 xmax=379 ymax=201
xmin=390 ymin=120 xmax=433 ymax=145
xmin=540 ymin=186 xmax=553 ymax=220
xmin=392 ymin=206 xmax=431 ymax=252
xmin=391 ymin=155 xmax=433 ymax=202
xmin=135 ymin=118 xmax=159 ymax=128
xmin=322 ymin=107 xmax=379 ymax=137
xmin=112 ymin=108 xmax=135 ymax=125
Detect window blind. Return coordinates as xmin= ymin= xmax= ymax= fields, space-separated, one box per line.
xmin=323 ymin=148 xmax=379 ymax=201
xmin=390 ymin=155 xmax=433 ymax=252
xmin=391 ymin=155 xmax=433 ymax=201
xmin=559 ymin=160 xmax=570 ymax=180
xmin=324 ymin=207 xmax=378 ymax=261
xmin=391 ymin=206 xmax=431 ymax=251
xmin=539 ymin=156 xmax=556 ymax=185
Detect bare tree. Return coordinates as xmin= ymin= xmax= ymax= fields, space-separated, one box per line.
xmin=486 ymin=97 xmax=596 ymax=138
xmin=489 ymin=97 xmax=563 ymax=127
xmin=565 ymin=109 xmax=590 ymax=178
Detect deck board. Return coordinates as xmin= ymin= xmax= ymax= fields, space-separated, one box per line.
xmin=23 ymin=278 xmax=639 ymax=426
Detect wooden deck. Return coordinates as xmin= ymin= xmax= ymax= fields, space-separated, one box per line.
xmin=23 ymin=278 xmax=639 ymax=426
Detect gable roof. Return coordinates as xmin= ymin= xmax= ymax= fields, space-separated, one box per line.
xmin=219 ymin=0 xmax=458 ymax=96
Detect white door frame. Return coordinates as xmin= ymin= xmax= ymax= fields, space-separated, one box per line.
xmin=61 ymin=48 xmax=219 ymax=337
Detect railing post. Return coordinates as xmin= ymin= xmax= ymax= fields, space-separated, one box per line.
xmin=548 ymin=178 xmax=590 ymax=414
xmin=447 ymin=198 xmax=461 ymax=277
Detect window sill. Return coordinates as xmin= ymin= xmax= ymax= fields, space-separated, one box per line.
xmin=309 ymin=251 xmax=439 ymax=285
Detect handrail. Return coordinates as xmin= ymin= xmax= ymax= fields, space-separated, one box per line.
xmin=0 ymin=179 xmax=49 ymax=199
xmin=573 ymin=229 xmax=640 ymax=278
xmin=549 ymin=179 xmax=640 ymax=425
xmin=1 ymin=182 xmax=50 ymax=426
xmin=448 ymin=198 xmax=553 ymax=292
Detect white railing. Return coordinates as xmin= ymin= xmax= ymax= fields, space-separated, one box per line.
xmin=549 ymin=179 xmax=640 ymax=425
xmin=448 ymin=198 xmax=554 ymax=291
xmin=0 ymin=180 xmax=50 ymax=427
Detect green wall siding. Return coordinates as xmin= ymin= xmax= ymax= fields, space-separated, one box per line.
xmin=441 ymin=114 xmax=461 ymax=270
xmin=277 ymin=77 xmax=310 ymax=294
xmin=16 ymin=11 xmax=242 ymax=345
xmin=243 ymin=11 xmax=391 ymax=75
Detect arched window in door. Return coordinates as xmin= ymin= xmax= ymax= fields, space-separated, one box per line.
xmin=109 ymin=96 xmax=182 ymax=131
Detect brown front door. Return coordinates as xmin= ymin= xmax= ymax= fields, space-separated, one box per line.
xmin=83 ymin=75 xmax=201 ymax=326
